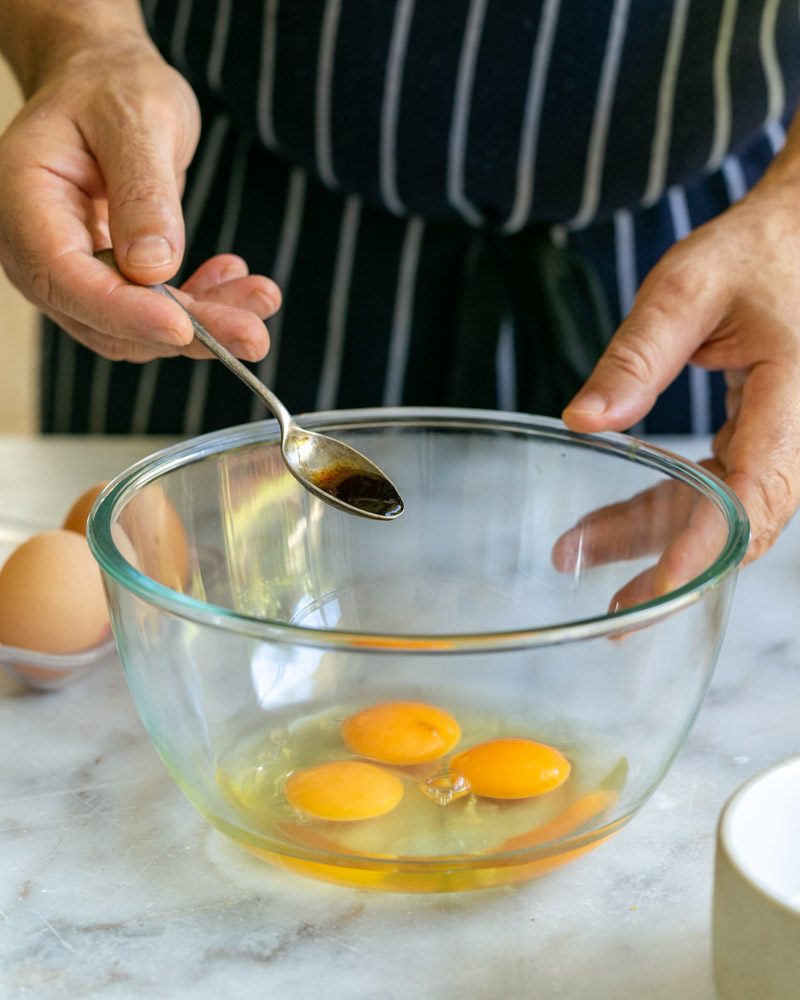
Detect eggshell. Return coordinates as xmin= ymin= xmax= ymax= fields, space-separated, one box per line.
xmin=118 ymin=485 xmax=190 ymax=590
xmin=62 ymin=482 xmax=108 ymax=535
xmin=0 ymin=529 xmax=110 ymax=654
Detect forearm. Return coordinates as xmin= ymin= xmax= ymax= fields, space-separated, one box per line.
xmin=0 ymin=0 xmax=150 ymax=96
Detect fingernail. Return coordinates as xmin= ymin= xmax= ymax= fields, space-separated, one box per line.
xmin=150 ymin=326 xmax=184 ymax=345
xmin=248 ymin=290 xmax=278 ymax=314
xmin=126 ymin=236 xmax=175 ymax=269
xmin=229 ymin=338 xmax=252 ymax=357
xmin=233 ymin=338 xmax=267 ymax=361
xmin=565 ymin=392 xmax=607 ymax=415
xmin=219 ymin=263 xmax=244 ymax=281
xmin=263 ymin=278 xmax=281 ymax=301
xmin=552 ymin=530 xmax=581 ymax=572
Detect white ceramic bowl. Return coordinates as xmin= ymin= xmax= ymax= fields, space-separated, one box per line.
xmin=713 ymin=754 xmax=800 ymax=999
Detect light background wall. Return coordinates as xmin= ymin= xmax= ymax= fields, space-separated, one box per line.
xmin=0 ymin=60 xmax=38 ymax=433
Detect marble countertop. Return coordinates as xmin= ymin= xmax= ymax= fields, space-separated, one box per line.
xmin=1 ymin=434 xmax=798 ymax=1000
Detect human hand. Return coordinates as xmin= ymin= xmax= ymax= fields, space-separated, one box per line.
xmin=551 ymin=459 xmax=740 ymax=611
xmin=561 ymin=137 xmax=800 ymax=597
xmin=0 ymin=30 xmax=279 ymax=362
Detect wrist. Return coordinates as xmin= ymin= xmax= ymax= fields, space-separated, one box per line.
xmin=0 ymin=1 xmax=150 ymax=97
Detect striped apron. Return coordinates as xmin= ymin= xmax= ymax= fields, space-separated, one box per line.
xmin=41 ymin=0 xmax=800 ymax=435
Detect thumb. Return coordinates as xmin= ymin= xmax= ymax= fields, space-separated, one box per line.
xmin=562 ymin=265 xmax=724 ymax=432
xmin=97 ymin=123 xmax=188 ymax=286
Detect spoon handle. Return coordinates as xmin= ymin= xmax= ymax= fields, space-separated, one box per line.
xmin=93 ymin=248 xmax=291 ymax=432
xmin=154 ymin=284 xmax=292 ymax=431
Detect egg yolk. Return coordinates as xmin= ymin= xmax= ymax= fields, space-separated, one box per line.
xmin=450 ymin=738 xmax=571 ymax=799
xmin=341 ymin=701 xmax=461 ymax=765
xmin=284 ymin=761 xmax=404 ymax=821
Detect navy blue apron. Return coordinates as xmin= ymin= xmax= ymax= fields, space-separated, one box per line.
xmin=41 ymin=0 xmax=800 ymax=435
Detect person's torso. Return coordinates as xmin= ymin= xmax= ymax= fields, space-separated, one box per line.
xmin=145 ymin=0 xmax=800 ymax=229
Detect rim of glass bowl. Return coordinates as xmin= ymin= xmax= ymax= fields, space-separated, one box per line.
xmin=88 ymin=407 xmax=749 ymax=653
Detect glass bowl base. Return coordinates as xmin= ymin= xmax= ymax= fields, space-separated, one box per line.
xmin=212 ymin=814 xmax=628 ymax=893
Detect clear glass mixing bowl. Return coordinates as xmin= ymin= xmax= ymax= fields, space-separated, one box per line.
xmin=88 ymin=408 xmax=748 ymax=892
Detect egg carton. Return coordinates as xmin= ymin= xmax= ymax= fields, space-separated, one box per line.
xmin=0 ymin=518 xmax=118 ymax=691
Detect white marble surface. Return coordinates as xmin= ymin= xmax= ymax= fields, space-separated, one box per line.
xmin=1 ymin=434 xmax=798 ymax=1000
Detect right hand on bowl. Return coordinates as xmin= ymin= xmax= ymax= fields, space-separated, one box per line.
xmin=551 ymin=457 xmax=740 ymax=612
xmin=0 ymin=2 xmax=280 ymax=363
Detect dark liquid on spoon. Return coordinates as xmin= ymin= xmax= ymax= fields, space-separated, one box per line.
xmin=310 ymin=463 xmax=403 ymax=517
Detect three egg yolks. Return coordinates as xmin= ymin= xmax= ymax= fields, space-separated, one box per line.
xmin=284 ymin=701 xmax=571 ymax=822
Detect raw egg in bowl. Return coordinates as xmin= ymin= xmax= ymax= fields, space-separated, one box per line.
xmin=88 ymin=409 xmax=748 ymax=892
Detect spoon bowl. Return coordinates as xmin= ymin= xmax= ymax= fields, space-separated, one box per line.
xmin=280 ymin=423 xmax=404 ymax=518
xmin=94 ymin=249 xmax=404 ymax=520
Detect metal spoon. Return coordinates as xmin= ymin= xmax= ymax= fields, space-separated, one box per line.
xmin=94 ymin=248 xmax=403 ymax=520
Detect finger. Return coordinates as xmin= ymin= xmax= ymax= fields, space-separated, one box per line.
xmin=90 ymin=95 xmax=197 ymax=285
xmin=714 ymin=360 xmax=800 ymax=562
xmin=605 ymin=456 xmax=743 ymax=612
xmin=712 ymin=418 xmax=735 ymax=466
xmin=179 ymin=257 xmax=282 ymax=315
xmin=65 ymin=249 xmax=195 ymax=345
xmin=63 ymin=250 xmax=272 ymax=359
xmin=46 ymin=295 xmax=267 ymax=364
xmin=552 ymin=479 xmax=696 ymax=572
xmin=562 ymin=255 xmax=726 ymax=432
xmin=605 ymin=513 xmax=718 ymax=614
xmin=574 ymin=453 xmax=733 ymax=613
xmin=185 ymin=275 xmax=281 ymax=317
xmin=180 ymin=255 xmax=251 ymax=294
xmin=166 ymin=288 xmax=270 ymax=362
xmin=651 ymin=487 xmax=731 ymax=595
xmin=44 ymin=306 xmax=187 ymax=363
xmin=607 ymin=565 xmax=659 ymax=614
xmin=724 ymin=368 xmax=746 ymax=420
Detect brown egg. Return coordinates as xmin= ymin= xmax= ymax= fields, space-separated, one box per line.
xmin=117 ymin=485 xmax=190 ymax=590
xmin=62 ymin=482 xmax=108 ymax=535
xmin=64 ymin=484 xmax=143 ymax=574
xmin=0 ymin=529 xmax=110 ymax=654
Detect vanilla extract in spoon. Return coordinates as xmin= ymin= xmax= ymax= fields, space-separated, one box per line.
xmin=308 ymin=463 xmax=404 ymax=518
